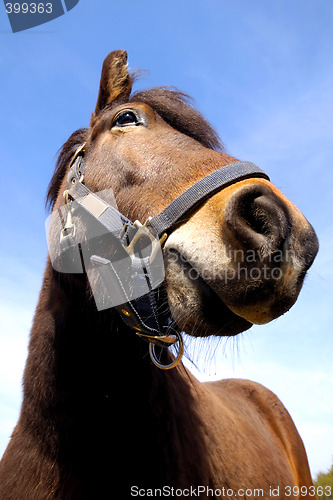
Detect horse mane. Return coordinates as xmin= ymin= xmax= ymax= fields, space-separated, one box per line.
xmin=46 ymin=128 xmax=88 ymax=210
xmin=46 ymin=86 xmax=223 ymax=210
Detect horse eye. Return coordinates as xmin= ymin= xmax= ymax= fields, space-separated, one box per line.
xmin=113 ymin=111 xmax=138 ymax=127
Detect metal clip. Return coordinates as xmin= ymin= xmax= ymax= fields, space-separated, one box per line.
xmin=135 ymin=332 xmax=179 ymax=346
xmin=69 ymin=143 xmax=86 ymax=168
xmin=123 ymin=219 xmax=167 ymax=264
xmin=68 ymin=144 xmax=86 ymax=185
xmin=60 ymin=190 xmax=76 ymax=241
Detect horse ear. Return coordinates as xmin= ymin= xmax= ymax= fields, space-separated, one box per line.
xmin=92 ymin=50 xmax=132 ymax=119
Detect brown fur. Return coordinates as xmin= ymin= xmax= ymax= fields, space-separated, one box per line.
xmin=0 ymin=50 xmax=318 ymax=499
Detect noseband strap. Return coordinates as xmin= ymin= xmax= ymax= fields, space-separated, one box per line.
xmin=147 ymin=161 xmax=269 ymax=237
xmin=58 ymin=146 xmax=270 ymax=369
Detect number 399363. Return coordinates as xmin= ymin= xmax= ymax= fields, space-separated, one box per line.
xmin=5 ymin=3 xmax=53 ymax=14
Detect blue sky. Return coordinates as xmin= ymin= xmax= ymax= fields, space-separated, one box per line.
xmin=0 ymin=0 xmax=332 ymax=478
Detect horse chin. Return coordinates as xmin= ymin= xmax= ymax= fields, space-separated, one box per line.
xmin=165 ymin=256 xmax=253 ymax=337
xmin=164 ymin=243 xmax=307 ymax=333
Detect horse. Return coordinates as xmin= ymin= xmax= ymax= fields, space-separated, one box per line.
xmin=0 ymin=50 xmax=319 ymax=499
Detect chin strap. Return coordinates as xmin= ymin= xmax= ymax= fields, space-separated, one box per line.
xmin=57 ymin=144 xmax=269 ymax=369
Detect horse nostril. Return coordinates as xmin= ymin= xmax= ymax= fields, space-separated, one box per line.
xmin=225 ymin=184 xmax=290 ymax=254
xmin=239 ymin=194 xmax=272 ymax=236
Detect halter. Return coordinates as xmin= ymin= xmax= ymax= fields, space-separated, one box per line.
xmin=57 ymin=144 xmax=270 ymax=369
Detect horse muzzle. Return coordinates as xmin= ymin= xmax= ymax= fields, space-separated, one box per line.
xmin=164 ymin=179 xmax=319 ymax=334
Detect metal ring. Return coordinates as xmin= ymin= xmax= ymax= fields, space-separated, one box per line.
xmin=149 ymin=330 xmax=184 ymax=370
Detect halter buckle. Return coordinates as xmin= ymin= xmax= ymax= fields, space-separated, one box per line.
xmin=123 ymin=219 xmax=167 ymax=264
xmin=68 ymin=144 xmax=86 ymax=185
xmin=60 ymin=190 xmax=76 ymax=241
xmin=69 ymin=143 xmax=86 ymax=168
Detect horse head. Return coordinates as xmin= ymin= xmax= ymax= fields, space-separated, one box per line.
xmin=47 ymin=50 xmax=318 ymax=344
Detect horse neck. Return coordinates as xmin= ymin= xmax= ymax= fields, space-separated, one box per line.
xmin=23 ymin=260 xmax=172 ymax=415
xmin=20 ymin=261 xmax=208 ymax=488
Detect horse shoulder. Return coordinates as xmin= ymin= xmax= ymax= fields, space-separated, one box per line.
xmin=204 ymin=378 xmax=315 ymax=492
